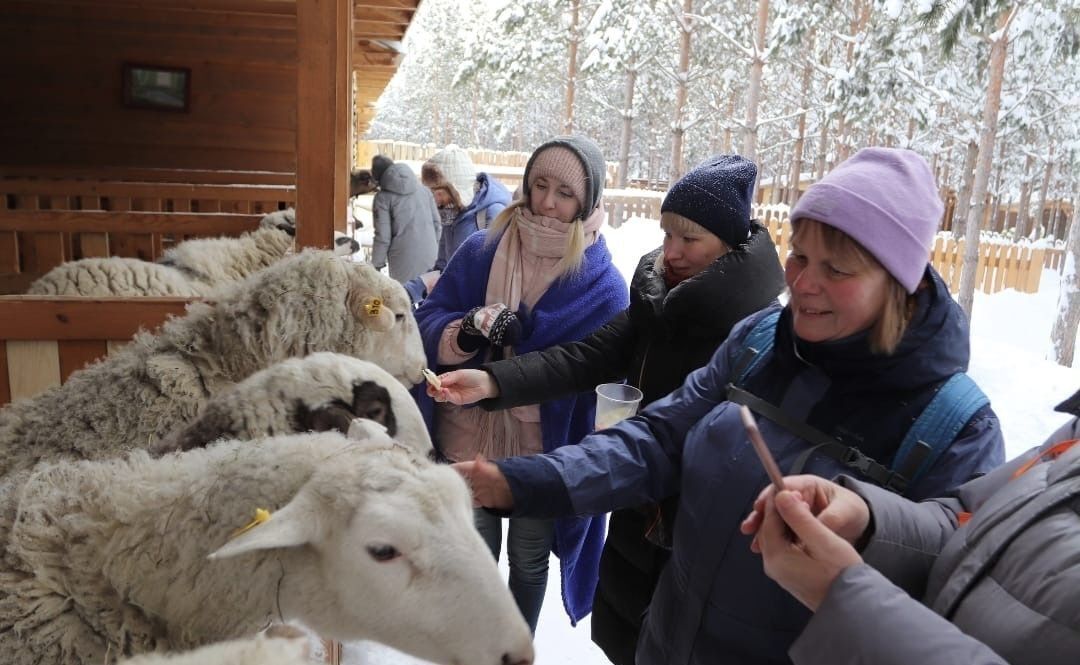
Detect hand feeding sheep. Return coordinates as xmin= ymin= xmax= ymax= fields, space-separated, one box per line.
xmin=26 ymin=209 xmax=297 ymax=297
xmin=0 ymin=428 xmax=534 ymax=665
xmin=151 ymin=352 xmax=433 ymax=458
xmin=0 ymin=250 xmax=426 ymax=478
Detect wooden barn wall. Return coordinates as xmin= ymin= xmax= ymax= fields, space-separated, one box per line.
xmin=0 ymin=2 xmax=298 ymax=172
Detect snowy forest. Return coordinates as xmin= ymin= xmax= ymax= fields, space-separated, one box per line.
xmin=368 ymin=0 xmax=1080 ymax=365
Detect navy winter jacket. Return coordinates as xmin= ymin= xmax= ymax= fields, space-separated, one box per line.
xmin=498 ymin=267 xmax=1004 ymax=665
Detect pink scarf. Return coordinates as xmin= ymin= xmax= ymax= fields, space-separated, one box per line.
xmin=487 ymin=201 xmax=606 ymax=312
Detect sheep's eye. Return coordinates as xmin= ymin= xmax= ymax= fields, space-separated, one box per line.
xmin=366 ymin=544 xmax=401 ymax=562
xmin=395 ymin=313 xmax=405 ymax=323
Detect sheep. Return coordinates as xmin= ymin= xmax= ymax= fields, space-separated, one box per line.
xmin=334 ymin=231 xmax=360 ymax=257
xmin=0 ymin=250 xmax=426 ymax=478
xmin=0 ymin=429 xmax=535 ymax=665
xmin=26 ymin=209 xmax=296 ymax=297
xmin=118 ymin=632 xmax=311 ymax=665
xmin=151 ymin=353 xmax=433 ymax=458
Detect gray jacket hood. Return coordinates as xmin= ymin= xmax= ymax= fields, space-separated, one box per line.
xmin=378 ymin=162 xmax=419 ymax=195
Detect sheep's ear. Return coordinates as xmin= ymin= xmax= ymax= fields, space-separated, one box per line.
xmin=208 ymin=498 xmax=321 ymax=560
xmin=348 ymin=292 xmax=395 ymax=331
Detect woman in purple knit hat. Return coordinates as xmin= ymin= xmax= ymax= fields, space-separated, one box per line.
xmin=453 ymin=147 xmax=1005 ymax=665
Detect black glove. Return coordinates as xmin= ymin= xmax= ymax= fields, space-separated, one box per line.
xmin=456 ymin=307 xmax=488 ymax=353
xmin=460 ymin=303 xmax=522 ymax=348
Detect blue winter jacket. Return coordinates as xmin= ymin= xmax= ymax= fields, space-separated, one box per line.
xmin=498 ymin=266 xmax=1004 ymax=665
xmin=404 ymin=173 xmax=512 ymax=304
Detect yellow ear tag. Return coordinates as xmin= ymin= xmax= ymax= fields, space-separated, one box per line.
xmin=231 ymin=507 xmax=272 ymax=539
xmin=364 ymin=297 xmax=383 ymax=317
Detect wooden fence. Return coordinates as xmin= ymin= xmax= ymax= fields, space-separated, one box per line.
xmin=0 ymin=297 xmax=191 ymax=405
xmin=0 ymin=171 xmax=293 ymax=294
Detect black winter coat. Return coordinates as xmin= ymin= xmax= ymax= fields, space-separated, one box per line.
xmin=482 ymin=222 xmax=785 ymax=665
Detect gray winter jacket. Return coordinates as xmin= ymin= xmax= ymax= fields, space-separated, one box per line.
xmin=792 ymin=415 xmax=1080 ymax=665
xmin=371 ymin=162 xmax=441 ymax=284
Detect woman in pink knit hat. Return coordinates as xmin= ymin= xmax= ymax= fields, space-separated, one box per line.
xmin=412 ymin=136 xmax=628 ymax=633
xmin=452 ymin=147 xmax=1005 ymax=665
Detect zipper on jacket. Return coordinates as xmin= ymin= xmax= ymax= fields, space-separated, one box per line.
xmin=637 ymin=338 xmax=652 ymax=391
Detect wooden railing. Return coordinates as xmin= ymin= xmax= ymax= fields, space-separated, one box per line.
xmin=0 ymin=209 xmax=262 ymax=294
xmin=0 ymin=296 xmax=192 ymax=406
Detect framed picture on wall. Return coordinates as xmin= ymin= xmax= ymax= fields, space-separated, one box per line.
xmin=122 ymin=63 xmax=190 ymax=112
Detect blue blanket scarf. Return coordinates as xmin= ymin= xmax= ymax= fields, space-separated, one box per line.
xmin=413 ymin=229 xmax=629 ymax=623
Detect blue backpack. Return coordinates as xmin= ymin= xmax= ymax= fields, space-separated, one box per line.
xmin=727 ymin=309 xmax=989 ymax=495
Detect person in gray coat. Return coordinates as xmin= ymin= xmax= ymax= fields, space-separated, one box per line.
xmin=370 ymin=154 xmax=441 ymax=284
xmin=742 ymin=388 xmax=1080 ymax=665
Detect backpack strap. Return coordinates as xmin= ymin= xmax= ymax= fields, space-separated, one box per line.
xmin=892 ymin=373 xmax=989 ymax=490
xmin=728 ymin=311 xmax=985 ymax=495
xmin=728 ymin=385 xmax=906 ymax=491
xmin=731 ymin=309 xmax=781 ymax=385
xmin=476 ymin=207 xmax=488 ymax=230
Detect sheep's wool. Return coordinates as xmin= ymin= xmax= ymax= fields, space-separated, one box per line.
xmin=0 ymin=250 xmax=425 ymax=479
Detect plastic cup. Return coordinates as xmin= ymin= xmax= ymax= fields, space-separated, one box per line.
xmin=594 ymin=383 xmax=644 ymax=430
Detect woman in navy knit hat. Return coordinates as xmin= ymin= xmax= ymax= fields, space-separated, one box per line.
xmin=450 ymin=147 xmax=1005 ymax=665
xmin=430 ymin=153 xmax=786 ymax=664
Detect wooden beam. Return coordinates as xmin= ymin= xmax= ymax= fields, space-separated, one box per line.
xmin=26 ymin=0 xmax=298 ymax=16
xmin=2 ymin=181 xmax=295 ymax=202
xmin=354 ymin=21 xmax=408 ymax=39
xmin=0 ymin=166 xmax=295 ymax=185
xmin=354 ymin=0 xmax=418 ymax=11
xmin=0 ymin=210 xmax=261 ymax=235
xmin=352 ymin=7 xmax=414 ymax=24
xmin=296 ymin=0 xmax=352 ymax=249
xmin=5 ymin=1 xmax=297 ymax=30
xmin=0 ymin=297 xmax=193 ymax=341
xmin=352 ymin=49 xmax=401 ymax=67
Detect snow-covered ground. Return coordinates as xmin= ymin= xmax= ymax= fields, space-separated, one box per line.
xmin=344 ymin=215 xmax=1077 ymax=665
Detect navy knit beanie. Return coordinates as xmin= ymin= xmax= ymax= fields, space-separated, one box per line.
xmin=661 ymin=154 xmax=756 ymax=247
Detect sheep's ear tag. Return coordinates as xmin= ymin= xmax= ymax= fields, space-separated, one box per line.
xmin=364 ymin=297 xmax=382 ymax=318
xmin=231 ymin=507 xmax=272 ymax=540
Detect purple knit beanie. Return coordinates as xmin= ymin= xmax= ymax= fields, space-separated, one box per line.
xmin=789 ymin=147 xmax=942 ymax=293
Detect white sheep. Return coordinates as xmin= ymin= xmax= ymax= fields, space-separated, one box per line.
xmin=334 ymin=231 xmax=360 ymax=257
xmin=0 ymin=250 xmax=426 ymax=477
xmin=26 ymin=209 xmax=297 ymax=297
xmin=152 ymin=353 xmax=433 ymax=458
xmin=118 ymin=632 xmax=311 ymax=665
xmin=0 ymin=429 xmax=534 ymax=665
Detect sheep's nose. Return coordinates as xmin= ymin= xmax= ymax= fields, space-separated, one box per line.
xmin=502 ymin=649 xmax=534 ymax=665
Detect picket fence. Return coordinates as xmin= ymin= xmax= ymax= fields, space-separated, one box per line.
xmin=605 ymin=201 xmax=1060 ymax=296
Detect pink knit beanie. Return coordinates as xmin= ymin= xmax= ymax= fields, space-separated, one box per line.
xmin=526 ymin=146 xmax=589 ymax=214
xmin=790 ymin=147 xmax=942 ymax=293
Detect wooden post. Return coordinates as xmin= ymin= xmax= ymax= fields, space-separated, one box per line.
xmin=296 ymin=0 xmax=352 ymax=250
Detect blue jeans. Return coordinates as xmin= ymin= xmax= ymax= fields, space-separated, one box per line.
xmin=474 ymin=508 xmax=554 ymax=634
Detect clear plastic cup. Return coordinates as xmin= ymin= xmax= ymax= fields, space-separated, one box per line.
xmin=594 ymin=383 xmax=644 ymax=430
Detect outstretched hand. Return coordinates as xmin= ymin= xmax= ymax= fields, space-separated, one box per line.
xmin=753 ymin=490 xmax=864 ymax=611
xmin=428 ymin=369 xmax=499 ymax=405
xmin=452 ymin=455 xmax=514 ymax=510
xmin=740 ymin=474 xmax=870 ymax=551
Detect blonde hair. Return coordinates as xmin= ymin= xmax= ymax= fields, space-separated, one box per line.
xmin=653 ymin=212 xmax=733 ymax=275
xmin=486 ymin=199 xmax=588 ymax=277
xmin=791 ymin=220 xmax=914 ymax=355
